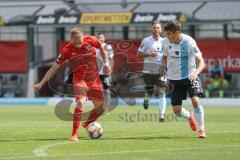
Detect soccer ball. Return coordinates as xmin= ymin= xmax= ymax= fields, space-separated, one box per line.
xmin=87 ymin=122 xmax=103 ymax=139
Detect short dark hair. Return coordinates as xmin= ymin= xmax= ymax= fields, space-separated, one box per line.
xmin=163 ymin=20 xmax=181 ymax=32
xmin=152 ymin=20 xmax=161 ymax=26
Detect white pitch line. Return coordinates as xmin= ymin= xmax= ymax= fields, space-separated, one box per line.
xmin=1 ymin=144 xmax=239 ymax=160
xmin=31 ymin=130 xmax=240 ymax=158
xmin=33 ymin=141 xmax=74 ymax=157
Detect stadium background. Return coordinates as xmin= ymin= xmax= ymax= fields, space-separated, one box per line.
xmin=0 ymin=1 xmax=240 ymax=160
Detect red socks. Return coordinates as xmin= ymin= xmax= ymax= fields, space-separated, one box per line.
xmin=83 ymin=104 xmax=104 ymax=128
xmin=71 ymin=107 xmax=83 ymax=136
xmin=72 ymin=103 xmax=104 ymax=135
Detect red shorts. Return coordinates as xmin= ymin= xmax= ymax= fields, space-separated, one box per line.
xmin=74 ymin=80 xmax=104 ymax=102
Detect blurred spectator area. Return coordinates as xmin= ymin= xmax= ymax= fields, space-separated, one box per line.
xmin=200 ymin=73 xmax=240 ymax=98
xmin=0 ymin=74 xmax=27 ymax=97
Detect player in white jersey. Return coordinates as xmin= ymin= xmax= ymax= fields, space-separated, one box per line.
xmin=138 ymin=20 xmax=167 ymax=122
xmin=160 ymin=20 xmax=206 ymax=138
xmin=96 ymin=33 xmax=114 ymax=113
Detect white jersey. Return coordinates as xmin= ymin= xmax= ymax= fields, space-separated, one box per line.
xmin=138 ymin=36 xmax=164 ymax=74
xmin=96 ymin=43 xmax=114 ymax=75
xmin=163 ymin=33 xmax=202 ymax=80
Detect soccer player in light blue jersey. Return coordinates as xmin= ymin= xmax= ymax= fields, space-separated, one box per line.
xmin=160 ymin=20 xmax=206 ymax=138
xmin=138 ymin=20 xmax=167 ymax=122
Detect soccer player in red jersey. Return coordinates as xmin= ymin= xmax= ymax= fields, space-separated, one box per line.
xmin=34 ymin=28 xmax=110 ymax=141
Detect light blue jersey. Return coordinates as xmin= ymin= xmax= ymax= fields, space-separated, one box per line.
xmin=163 ymin=33 xmax=202 ymax=80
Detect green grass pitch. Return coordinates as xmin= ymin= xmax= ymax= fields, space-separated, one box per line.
xmin=0 ymin=104 xmax=240 ymax=160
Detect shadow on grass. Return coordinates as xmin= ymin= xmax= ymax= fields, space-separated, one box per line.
xmin=0 ymin=137 xmax=83 ymax=142
xmin=100 ymin=135 xmax=194 ymax=141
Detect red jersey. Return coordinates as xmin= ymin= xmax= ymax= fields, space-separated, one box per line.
xmin=56 ymin=35 xmax=102 ymax=84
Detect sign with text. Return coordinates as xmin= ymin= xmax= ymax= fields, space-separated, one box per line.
xmin=34 ymin=15 xmax=80 ymax=25
xmin=34 ymin=15 xmax=57 ymax=25
xmin=198 ymin=39 xmax=240 ymax=72
xmin=57 ymin=15 xmax=80 ymax=24
xmin=131 ymin=12 xmax=186 ymax=23
xmin=80 ymin=12 xmax=132 ymax=24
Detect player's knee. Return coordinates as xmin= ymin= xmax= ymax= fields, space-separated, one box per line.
xmin=191 ymin=97 xmax=200 ymax=107
xmin=93 ymin=101 xmax=104 ymax=108
xmin=159 ymin=93 xmax=166 ymax=98
xmin=99 ymin=101 xmax=104 ymax=107
xmin=76 ymin=98 xmax=86 ymax=108
xmin=172 ymin=106 xmax=181 ymax=115
xmin=93 ymin=101 xmax=105 ymax=113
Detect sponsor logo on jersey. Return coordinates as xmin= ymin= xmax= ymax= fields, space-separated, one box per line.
xmin=86 ymin=44 xmax=92 ymax=51
xmin=171 ymin=55 xmax=187 ymax=59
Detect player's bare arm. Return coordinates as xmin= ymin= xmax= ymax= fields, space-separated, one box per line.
xmin=160 ymin=53 xmax=167 ymax=76
xmin=189 ymin=55 xmax=205 ymax=82
xmin=33 ymin=63 xmax=61 ymax=92
xmin=110 ymin=57 xmax=114 ymax=72
xmin=138 ymin=50 xmax=158 ymax=57
xmin=99 ymin=43 xmax=110 ymax=74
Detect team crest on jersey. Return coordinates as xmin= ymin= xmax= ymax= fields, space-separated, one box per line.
xmin=168 ymin=45 xmax=171 ymax=49
xmin=175 ymin=51 xmax=179 ymax=55
xmin=86 ymin=44 xmax=92 ymax=51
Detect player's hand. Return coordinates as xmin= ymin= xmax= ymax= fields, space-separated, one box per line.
xmin=33 ymin=83 xmax=43 ymax=92
xmin=160 ymin=66 xmax=167 ymax=76
xmin=148 ymin=50 xmax=158 ymax=57
xmin=189 ymin=72 xmax=198 ymax=82
xmin=103 ymin=65 xmax=110 ymax=75
xmin=151 ymin=51 xmax=158 ymax=57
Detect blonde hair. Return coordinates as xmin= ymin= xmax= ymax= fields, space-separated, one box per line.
xmin=70 ymin=27 xmax=83 ymax=37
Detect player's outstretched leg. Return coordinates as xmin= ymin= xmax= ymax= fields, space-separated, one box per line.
xmin=192 ymin=97 xmax=206 ymax=138
xmin=143 ymin=86 xmax=154 ymax=110
xmin=70 ymin=101 xmax=84 ymax=141
xmin=159 ymin=93 xmax=166 ymax=122
xmin=103 ymin=89 xmax=111 ymax=114
xmin=82 ymin=101 xmax=105 ymax=128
